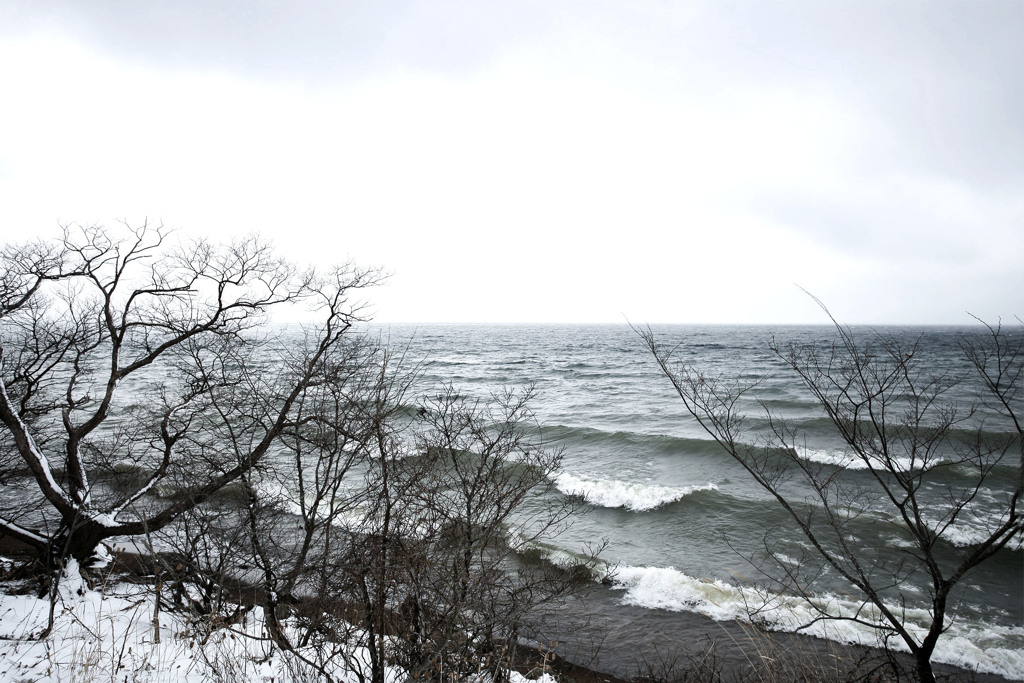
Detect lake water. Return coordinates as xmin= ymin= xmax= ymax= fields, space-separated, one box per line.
xmin=366 ymin=323 xmax=1023 ymax=680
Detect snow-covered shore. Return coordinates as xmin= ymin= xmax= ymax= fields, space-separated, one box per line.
xmin=4 ymin=548 xmax=1014 ymax=683
xmin=0 ymin=554 xmax=564 ymax=683
xmin=0 ymin=557 xmax=357 ymax=681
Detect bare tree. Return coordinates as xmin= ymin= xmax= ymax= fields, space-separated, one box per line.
xmin=295 ymin=372 xmax=591 ymax=683
xmin=2 ymin=223 xmax=596 ymax=682
xmin=637 ymin=308 xmax=1022 ymax=683
xmin=390 ymin=383 xmax=591 ymax=683
xmin=212 ymin=345 xmax=594 ymax=683
xmin=0 ymin=222 xmax=381 ymax=565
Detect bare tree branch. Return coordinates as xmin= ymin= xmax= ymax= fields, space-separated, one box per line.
xmin=636 ymin=308 xmax=1022 ymax=683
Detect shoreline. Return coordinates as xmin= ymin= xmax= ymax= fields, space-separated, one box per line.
xmin=0 ymin=535 xmax=1015 ymax=682
xmin=536 ymin=592 xmax=1018 ymax=683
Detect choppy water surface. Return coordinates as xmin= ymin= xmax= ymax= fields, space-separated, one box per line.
xmin=363 ymin=323 xmax=1022 ymax=680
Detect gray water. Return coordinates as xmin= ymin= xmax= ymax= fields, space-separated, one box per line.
xmin=367 ymin=323 xmax=1023 ymax=680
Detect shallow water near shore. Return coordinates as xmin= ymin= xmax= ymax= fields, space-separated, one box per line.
xmin=531 ymin=585 xmax=1016 ymax=683
xmin=364 ymin=322 xmax=1023 ymax=681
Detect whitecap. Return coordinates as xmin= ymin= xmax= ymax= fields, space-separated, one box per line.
xmin=795 ymin=445 xmax=918 ymax=472
xmin=554 ymin=473 xmax=717 ymax=511
xmin=609 ymin=563 xmax=1024 ymax=680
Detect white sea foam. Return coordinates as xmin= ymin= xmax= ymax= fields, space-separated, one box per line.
xmin=941 ymin=524 xmax=1020 ymax=550
xmin=554 ymin=473 xmax=717 ymax=511
xmin=772 ymin=552 xmax=800 ymax=567
xmin=884 ymin=502 xmax=1024 ymax=552
xmin=929 ymin=514 xmax=1024 ymax=551
xmin=795 ymin=445 xmax=919 ymax=472
xmin=610 ymin=564 xmax=1024 ymax=680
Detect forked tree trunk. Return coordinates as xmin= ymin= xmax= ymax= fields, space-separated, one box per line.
xmin=55 ymin=518 xmax=109 ymax=566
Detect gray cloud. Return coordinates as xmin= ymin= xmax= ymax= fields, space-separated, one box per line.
xmin=2 ymin=0 xmax=1020 ymax=322
xmin=7 ymin=0 xmax=1021 ymax=183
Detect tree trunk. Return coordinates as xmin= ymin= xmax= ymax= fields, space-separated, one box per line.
xmin=914 ymin=650 xmax=937 ymax=683
xmin=55 ymin=517 xmax=109 ymax=566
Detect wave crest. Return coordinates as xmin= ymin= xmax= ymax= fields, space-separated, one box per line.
xmin=795 ymin=445 xmax=919 ymax=471
xmin=554 ymin=473 xmax=717 ymax=511
xmin=610 ymin=564 xmax=1024 ymax=680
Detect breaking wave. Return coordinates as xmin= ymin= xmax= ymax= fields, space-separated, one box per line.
xmin=554 ymin=473 xmax=718 ymax=511
xmin=609 ymin=564 xmax=1024 ymax=680
xmin=795 ymin=445 xmax=921 ymax=472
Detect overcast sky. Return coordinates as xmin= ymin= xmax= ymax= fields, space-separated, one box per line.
xmin=1 ymin=1 xmax=1021 ymax=324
